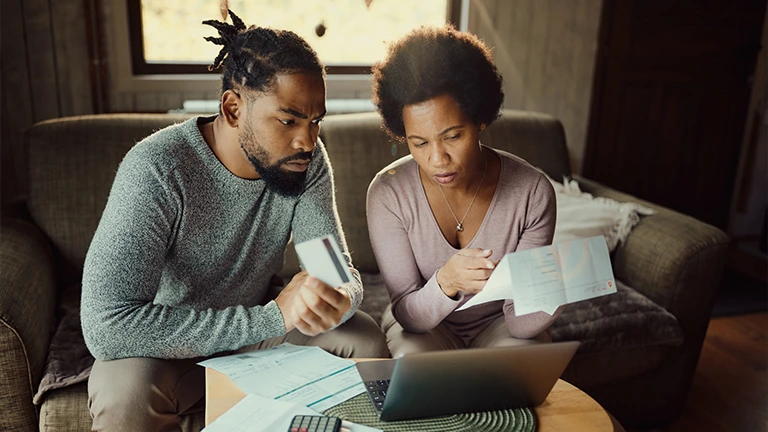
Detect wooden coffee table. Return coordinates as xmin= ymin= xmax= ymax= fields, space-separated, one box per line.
xmin=205 ymin=366 xmax=624 ymax=431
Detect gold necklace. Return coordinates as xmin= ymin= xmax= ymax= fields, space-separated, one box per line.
xmin=437 ymin=151 xmax=488 ymax=232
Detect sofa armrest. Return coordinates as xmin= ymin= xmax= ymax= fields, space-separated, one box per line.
xmin=0 ymin=216 xmax=58 ymax=430
xmin=572 ymin=176 xmax=730 ymax=332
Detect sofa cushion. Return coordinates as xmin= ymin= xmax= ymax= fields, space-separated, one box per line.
xmin=550 ymin=280 xmax=684 ymax=354
xmin=34 ymin=285 xmax=92 ymax=405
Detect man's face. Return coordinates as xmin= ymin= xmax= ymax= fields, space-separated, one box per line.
xmin=239 ymin=72 xmax=326 ymax=196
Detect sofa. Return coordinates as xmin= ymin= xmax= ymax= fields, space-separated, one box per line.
xmin=0 ymin=111 xmax=729 ymax=431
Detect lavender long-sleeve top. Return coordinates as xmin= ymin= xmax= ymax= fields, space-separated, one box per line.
xmin=366 ymin=147 xmax=562 ymax=343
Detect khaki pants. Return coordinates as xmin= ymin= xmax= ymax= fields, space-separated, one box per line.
xmin=381 ymin=306 xmax=551 ymax=358
xmin=87 ymin=311 xmax=388 ymax=432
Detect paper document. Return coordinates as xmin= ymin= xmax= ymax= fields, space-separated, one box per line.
xmin=198 ymin=344 xmax=365 ymax=412
xmin=295 ymin=235 xmax=354 ymax=288
xmin=456 ymin=236 xmax=616 ymax=315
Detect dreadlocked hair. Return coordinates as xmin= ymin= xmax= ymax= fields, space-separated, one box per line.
xmin=202 ymin=10 xmax=325 ymax=95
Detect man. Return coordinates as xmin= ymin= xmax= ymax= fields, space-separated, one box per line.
xmin=81 ymin=11 xmax=388 ymax=431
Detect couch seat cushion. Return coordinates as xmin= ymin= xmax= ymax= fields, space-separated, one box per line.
xmin=551 ymin=280 xmax=683 ymax=354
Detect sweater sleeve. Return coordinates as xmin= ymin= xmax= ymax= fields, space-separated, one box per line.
xmin=81 ymin=149 xmax=286 ymax=361
xmin=366 ymin=176 xmax=460 ymax=333
xmin=502 ymin=174 xmax=564 ymax=338
xmin=290 ymin=141 xmax=363 ymax=325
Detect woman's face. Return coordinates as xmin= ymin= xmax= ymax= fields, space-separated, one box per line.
xmin=402 ymin=94 xmax=484 ymax=189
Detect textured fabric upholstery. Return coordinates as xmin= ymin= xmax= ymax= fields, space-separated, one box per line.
xmin=0 ymin=217 xmax=58 ymax=432
xmin=479 ymin=110 xmax=571 ymax=180
xmin=319 ymin=113 xmax=401 ymax=273
xmin=551 ymin=280 xmax=683 ymax=355
xmin=25 ymin=114 xmax=191 ymax=285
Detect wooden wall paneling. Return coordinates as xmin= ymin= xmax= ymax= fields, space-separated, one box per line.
xmin=1 ymin=0 xmax=35 ymax=203
xmin=21 ymin=0 xmax=61 ymax=122
xmin=157 ymin=93 xmax=183 ymax=113
xmin=204 ymin=90 xmax=221 ymax=103
xmin=522 ymin=0 xmax=550 ymax=115
xmin=468 ymin=0 xmax=602 ymax=175
xmin=182 ymin=91 xmax=209 ymax=113
xmin=134 ymin=93 xmax=160 ymax=113
xmin=469 ymin=0 xmax=531 ymax=109
xmin=584 ymin=0 xmax=766 ymax=229
xmin=108 ymin=91 xmax=136 ymax=113
xmin=507 ymin=0 xmax=533 ymax=109
xmin=543 ymin=0 xmax=572 ymax=116
xmin=50 ymin=0 xmax=93 ymax=117
xmin=567 ymin=0 xmax=601 ymax=171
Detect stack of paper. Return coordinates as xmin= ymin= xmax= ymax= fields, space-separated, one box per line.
xmin=199 ymin=344 xmax=365 ymax=411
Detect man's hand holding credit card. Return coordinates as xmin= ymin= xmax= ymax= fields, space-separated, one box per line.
xmin=274 ymin=235 xmax=354 ymax=337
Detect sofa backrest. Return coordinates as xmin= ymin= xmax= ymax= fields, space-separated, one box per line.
xmin=316 ymin=109 xmax=570 ymax=273
xmin=25 ymin=114 xmax=191 ymax=283
xmin=24 ymin=110 xmax=569 ymax=282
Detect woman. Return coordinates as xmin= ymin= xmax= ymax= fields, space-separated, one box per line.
xmin=367 ymin=26 xmax=563 ymax=357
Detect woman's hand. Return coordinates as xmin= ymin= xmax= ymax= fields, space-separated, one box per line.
xmin=436 ymin=248 xmax=495 ymax=298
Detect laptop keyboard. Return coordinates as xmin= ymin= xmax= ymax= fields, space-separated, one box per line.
xmin=364 ymin=380 xmax=390 ymax=413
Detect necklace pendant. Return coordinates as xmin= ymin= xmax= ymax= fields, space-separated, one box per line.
xmin=456 ymin=223 xmax=463 ymax=232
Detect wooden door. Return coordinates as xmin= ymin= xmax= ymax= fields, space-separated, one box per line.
xmin=584 ymin=0 xmax=766 ymax=229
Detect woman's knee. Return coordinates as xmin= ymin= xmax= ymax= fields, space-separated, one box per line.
xmin=319 ymin=310 xmax=389 ymax=358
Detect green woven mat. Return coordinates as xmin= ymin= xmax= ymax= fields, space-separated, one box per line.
xmin=322 ymin=394 xmax=536 ymax=432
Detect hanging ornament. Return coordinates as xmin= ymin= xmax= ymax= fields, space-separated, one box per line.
xmin=315 ymin=21 xmax=327 ymax=37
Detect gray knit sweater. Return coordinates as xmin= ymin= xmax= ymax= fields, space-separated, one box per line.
xmin=81 ymin=116 xmax=362 ymax=361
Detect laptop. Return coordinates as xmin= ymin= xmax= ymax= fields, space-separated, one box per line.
xmin=355 ymin=340 xmax=580 ymax=421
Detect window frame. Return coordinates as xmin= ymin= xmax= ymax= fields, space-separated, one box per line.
xmin=126 ymin=0 xmax=461 ymax=76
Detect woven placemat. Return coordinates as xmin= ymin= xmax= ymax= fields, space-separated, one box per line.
xmin=323 ymin=394 xmax=536 ymax=432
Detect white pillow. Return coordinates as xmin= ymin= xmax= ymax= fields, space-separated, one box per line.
xmin=548 ymin=176 xmax=655 ymax=252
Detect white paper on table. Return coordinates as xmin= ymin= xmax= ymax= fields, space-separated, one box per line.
xmin=341 ymin=420 xmax=384 ymax=432
xmin=456 ymin=236 xmax=616 ymax=315
xmin=198 ymin=344 xmax=365 ymax=412
xmin=295 ymin=235 xmax=354 ymax=288
xmin=201 ymin=394 xmax=383 ymax=432
xmin=202 ymin=393 xmax=316 ymax=432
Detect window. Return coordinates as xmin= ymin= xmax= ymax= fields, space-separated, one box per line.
xmin=128 ymin=0 xmax=460 ymax=75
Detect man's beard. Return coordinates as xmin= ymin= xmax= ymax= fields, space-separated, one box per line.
xmin=240 ymin=124 xmax=313 ymax=197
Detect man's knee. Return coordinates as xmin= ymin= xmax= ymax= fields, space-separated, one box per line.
xmin=88 ymin=357 xmax=201 ymax=431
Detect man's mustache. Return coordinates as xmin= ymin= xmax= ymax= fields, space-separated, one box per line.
xmin=278 ymin=151 xmax=313 ymax=165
